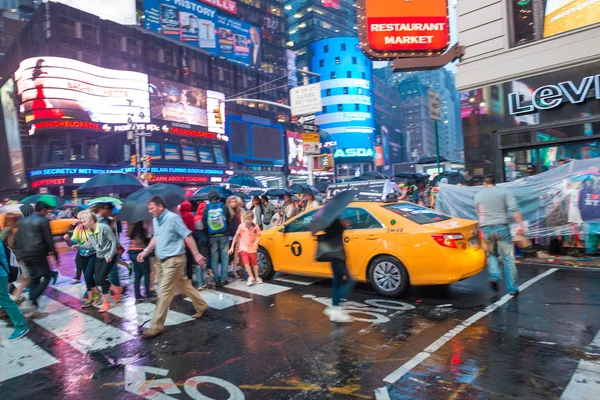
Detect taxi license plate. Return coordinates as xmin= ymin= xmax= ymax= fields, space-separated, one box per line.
xmin=469 ymin=237 xmax=479 ymax=248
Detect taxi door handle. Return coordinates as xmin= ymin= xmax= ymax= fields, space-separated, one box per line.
xmin=366 ymin=235 xmax=379 ymax=240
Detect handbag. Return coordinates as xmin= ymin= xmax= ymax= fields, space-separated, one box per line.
xmin=315 ymin=236 xmax=346 ymax=263
xmin=0 ymin=242 xmax=20 ymax=283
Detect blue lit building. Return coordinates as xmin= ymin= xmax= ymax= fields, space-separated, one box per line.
xmin=310 ymin=37 xmax=375 ymax=178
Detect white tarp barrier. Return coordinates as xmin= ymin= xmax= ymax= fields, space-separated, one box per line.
xmin=435 ymin=158 xmax=600 ymax=239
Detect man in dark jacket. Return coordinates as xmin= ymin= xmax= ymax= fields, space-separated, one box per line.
xmin=202 ymin=190 xmax=231 ymax=286
xmin=14 ymin=201 xmax=58 ymax=312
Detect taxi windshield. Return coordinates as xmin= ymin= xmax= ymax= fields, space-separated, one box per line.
xmin=383 ymin=203 xmax=451 ymax=225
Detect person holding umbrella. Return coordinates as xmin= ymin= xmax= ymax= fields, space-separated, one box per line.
xmin=310 ymin=190 xmax=357 ymax=323
xmin=281 ymin=193 xmax=297 ymax=224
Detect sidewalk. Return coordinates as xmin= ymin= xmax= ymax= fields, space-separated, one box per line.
xmin=517 ymin=253 xmax=600 ymax=269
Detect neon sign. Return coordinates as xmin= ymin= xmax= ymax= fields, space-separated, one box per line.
xmin=32 ymin=178 xmax=67 ymax=188
xmin=334 ymin=148 xmax=376 ymax=158
xmin=149 ymin=176 xmax=210 ymax=183
xmin=30 ymin=166 xmax=225 ymax=177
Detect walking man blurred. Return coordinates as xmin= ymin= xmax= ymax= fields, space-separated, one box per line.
xmin=137 ymin=196 xmax=209 ymax=338
xmin=475 ymin=176 xmax=525 ymax=296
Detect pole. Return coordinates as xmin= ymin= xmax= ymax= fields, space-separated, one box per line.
xmin=434 ymin=120 xmax=440 ymax=175
xmin=302 ymin=66 xmax=310 ymax=86
xmin=308 ymin=155 xmax=314 ymax=186
xmin=135 ymin=134 xmax=141 ymax=180
xmin=141 ymin=134 xmax=148 ymax=185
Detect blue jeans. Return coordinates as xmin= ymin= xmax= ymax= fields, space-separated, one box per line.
xmin=209 ymin=236 xmax=230 ymax=283
xmin=331 ymin=260 xmax=355 ymax=306
xmin=482 ymin=225 xmax=518 ymax=294
xmin=0 ymin=276 xmax=28 ymax=332
xmin=82 ymin=254 xmax=97 ymax=291
xmin=583 ymin=222 xmax=600 ymax=254
xmin=128 ymin=250 xmax=150 ymax=298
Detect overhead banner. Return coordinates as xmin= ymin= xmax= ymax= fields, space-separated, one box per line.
xmin=15 ymin=57 xmax=150 ymax=125
xmin=358 ymin=0 xmax=450 ymax=59
xmin=144 ymin=0 xmax=261 ymax=68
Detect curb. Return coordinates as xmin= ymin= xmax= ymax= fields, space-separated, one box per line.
xmin=518 ymin=261 xmax=600 ymax=272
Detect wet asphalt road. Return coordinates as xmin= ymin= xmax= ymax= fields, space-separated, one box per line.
xmin=1 ymin=243 xmax=599 ymax=400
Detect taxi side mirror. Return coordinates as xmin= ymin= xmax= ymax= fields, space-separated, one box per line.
xmin=280 ymin=224 xmax=287 ymax=233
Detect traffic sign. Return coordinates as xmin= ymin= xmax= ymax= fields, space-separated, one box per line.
xmin=428 ymin=90 xmax=441 ymax=121
xmin=302 ymin=133 xmax=320 ymax=143
xmin=303 ymin=142 xmax=320 ymax=155
xmin=290 ymin=83 xmax=323 ymax=117
xmin=298 ymin=114 xmax=315 ymax=124
xmin=303 ymin=124 xmax=319 ymax=132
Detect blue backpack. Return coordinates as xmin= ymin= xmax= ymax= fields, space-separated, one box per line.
xmin=206 ymin=202 xmax=228 ymax=235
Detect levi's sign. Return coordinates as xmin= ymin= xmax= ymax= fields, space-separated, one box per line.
xmin=508 ymin=74 xmax=600 ymax=115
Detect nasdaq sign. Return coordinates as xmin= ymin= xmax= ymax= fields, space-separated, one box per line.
xmin=334 ymin=148 xmax=375 ymax=158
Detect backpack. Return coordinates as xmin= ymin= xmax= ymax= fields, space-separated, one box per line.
xmin=0 ymin=242 xmax=20 ymax=283
xmin=206 ymin=202 xmax=228 ymax=235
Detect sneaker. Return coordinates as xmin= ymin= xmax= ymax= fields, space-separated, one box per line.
xmin=99 ymin=302 xmax=111 ymax=313
xmin=8 ymin=326 xmax=30 ymax=342
xmin=247 ymin=277 xmax=255 ymax=286
xmin=510 ymin=289 xmax=520 ymax=297
xmin=51 ymin=271 xmax=59 ymax=285
xmin=325 ymin=306 xmax=354 ymax=323
xmin=82 ymin=298 xmax=94 ymax=308
xmin=255 ymin=277 xmax=263 ymax=284
xmin=113 ymin=292 xmax=121 ymax=303
xmin=93 ymin=293 xmax=102 ymax=306
xmin=70 ymin=279 xmax=81 ymax=284
xmin=146 ymin=291 xmax=157 ymax=299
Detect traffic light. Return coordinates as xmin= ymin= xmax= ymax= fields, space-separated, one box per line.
xmin=214 ymin=107 xmax=223 ymax=125
xmin=146 ymin=155 xmax=151 ymax=168
xmin=72 ymin=190 xmax=78 ymax=199
xmin=130 ymin=155 xmax=137 ymax=167
xmin=148 ymin=173 xmax=154 ymax=181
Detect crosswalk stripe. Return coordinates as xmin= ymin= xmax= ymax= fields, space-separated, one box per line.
xmin=52 ymin=283 xmax=194 ymax=327
xmin=186 ymin=289 xmax=252 ymax=310
xmin=0 ymin=321 xmax=58 ymax=383
xmin=34 ymin=296 xmax=135 ymax=354
xmin=225 ymin=280 xmax=291 ymax=296
xmin=274 ymin=274 xmax=323 ymax=286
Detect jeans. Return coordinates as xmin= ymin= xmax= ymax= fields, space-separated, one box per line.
xmin=0 ymin=276 xmax=28 ymax=331
xmin=185 ymin=248 xmax=194 ymax=280
xmin=583 ymin=222 xmax=600 ymax=254
xmin=82 ymin=254 xmax=97 ymax=291
xmin=195 ymin=265 xmax=204 ymax=287
xmin=481 ymin=225 xmax=518 ymax=294
xmin=22 ymin=257 xmax=51 ymax=307
xmin=331 ymin=260 xmax=355 ymax=306
xmin=129 ymin=250 xmax=150 ymax=298
xmin=209 ymin=236 xmax=230 ymax=283
xmin=74 ymin=253 xmax=84 ymax=280
xmin=94 ymin=256 xmax=117 ymax=295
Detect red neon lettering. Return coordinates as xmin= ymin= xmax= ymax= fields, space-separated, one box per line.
xmin=35 ymin=121 xmax=101 ymax=130
xmin=149 ymin=176 xmax=210 ymax=183
xmin=32 ymin=178 xmax=67 ymax=188
xmin=170 ymin=127 xmax=218 ymax=139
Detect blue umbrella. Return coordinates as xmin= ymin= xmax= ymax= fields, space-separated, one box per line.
xmin=225 ymin=175 xmax=264 ymax=188
xmin=118 ymin=184 xmax=187 ymax=223
xmin=190 ymin=186 xmax=234 ymax=201
xmin=77 ymin=173 xmax=143 ymax=195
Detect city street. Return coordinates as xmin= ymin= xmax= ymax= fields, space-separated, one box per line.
xmin=1 ymin=244 xmax=599 ymax=400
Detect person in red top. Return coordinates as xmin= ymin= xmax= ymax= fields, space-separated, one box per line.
xmin=229 ymin=211 xmax=262 ymax=286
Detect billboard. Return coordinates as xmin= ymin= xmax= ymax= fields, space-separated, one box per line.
xmin=149 ymin=77 xmax=208 ymax=126
xmin=227 ymin=117 xmax=284 ymax=166
xmin=146 ymin=142 xmax=162 ymax=160
xmin=358 ymin=0 xmax=450 ymax=59
xmin=15 ymin=57 xmax=150 ymax=125
xmin=286 ymin=131 xmax=308 ymax=171
xmin=182 ymin=145 xmax=198 ymax=162
xmin=197 ymin=0 xmax=237 ymax=14
xmin=1 ymin=79 xmax=26 ymax=188
xmin=144 ymin=0 xmax=262 ymax=68
xmin=164 ymin=143 xmax=181 ymax=161
xmin=543 ymin=0 xmax=600 ymax=38
xmin=48 ymin=0 xmax=137 ymax=25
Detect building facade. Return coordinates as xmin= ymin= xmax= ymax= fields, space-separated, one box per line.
xmin=0 ymin=1 xmax=289 ymax=195
xmin=457 ymin=0 xmax=600 ymax=180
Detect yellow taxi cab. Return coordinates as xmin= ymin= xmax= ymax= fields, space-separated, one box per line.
xmin=0 ymin=212 xmax=76 ymax=236
xmin=257 ymin=200 xmax=485 ymax=297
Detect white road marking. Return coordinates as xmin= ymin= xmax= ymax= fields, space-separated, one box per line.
xmin=561 ymin=329 xmax=600 ymax=400
xmin=186 ymin=289 xmax=252 ymax=310
xmin=0 ymin=321 xmax=58 ymax=383
xmin=225 ymin=280 xmax=291 ymax=296
xmin=34 ymin=296 xmax=135 ymax=354
xmin=274 ymin=274 xmax=323 ymax=286
xmin=374 ymin=387 xmax=391 ymax=400
xmin=382 ymin=268 xmax=558 ymax=384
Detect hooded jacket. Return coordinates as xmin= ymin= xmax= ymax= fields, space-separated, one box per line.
xmin=180 ymin=201 xmax=195 ymax=231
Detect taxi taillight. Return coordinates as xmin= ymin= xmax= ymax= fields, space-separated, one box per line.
xmin=431 ymin=233 xmax=464 ymax=249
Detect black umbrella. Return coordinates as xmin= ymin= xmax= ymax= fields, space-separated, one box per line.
xmin=431 ymin=171 xmax=467 ymax=186
xmin=232 ymin=191 xmax=249 ymax=200
xmin=77 ymin=173 xmax=143 ymax=195
xmin=193 ymin=186 xmax=233 ymax=198
xmin=248 ymin=190 xmax=265 ymax=197
xmin=310 ymin=190 xmax=357 ymax=234
xmin=350 ymin=171 xmax=390 ymax=182
xmin=225 ymin=175 xmax=264 ymax=188
xmin=118 ymin=184 xmax=187 ymax=223
xmin=265 ymin=188 xmax=293 ymax=198
xmin=289 ymin=184 xmax=319 ymax=195
xmin=315 ymin=182 xmax=330 ymax=193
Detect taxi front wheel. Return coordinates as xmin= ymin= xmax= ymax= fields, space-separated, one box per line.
xmin=257 ymin=247 xmax=275 ymax=280
xmin=368 ymin=256 xmax=409 ymax=297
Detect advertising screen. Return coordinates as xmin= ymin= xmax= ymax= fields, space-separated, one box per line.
xmin=182 ymin=145 xmax=198 ymax=162
xmin=286 ymin=131 xmax=308 ymax=170
xmin=48 ymin=0 xmax=137 ymax=25
xmin=1 ymin=79 xmax=26 ymax=188
xmin=146 ymin=142 xmax=162 ymax=160
xmin=144 ymin=0 xmax=262 ymax=68
xmin=213 ymin=147 xmax=226 ymax=164
xmin=15 ymin=57 xmax=150 ymax=125
xmin=149 ymin=77 xmax=207 ymax=126
xmin=252 ymin=125 xmax=283 ymax=160
xmin=229 ymin=121 xmax=250 ymax=157
xmin=199 ymin=146 xmax=215 ymax=163
xmin=543 ymin=0 xmax=600 ymax=38
xmin=164 ymin=143 xmax=181 ymax=161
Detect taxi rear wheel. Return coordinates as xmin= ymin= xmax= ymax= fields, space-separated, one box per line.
xmin=368 ymin=256 xmax=409 ymax=297
xmin=257 ymin=247 xmax=275 ymax=280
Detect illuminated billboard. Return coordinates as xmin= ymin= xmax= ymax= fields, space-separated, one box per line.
xmin=149 ymin=77 xmax=207 ymax=126
xmin=144 ymin=0 xmax=262 ymax=68
xmin=358 ymin=0 xmax=450 ymax=59
xmin=286 ymin=131 xmax=308 ymax=171
xmin=1 ymin=79 xmax=26 ymax=188
xmin=48 ymin=0 xmax=137 ymax=25
xmin=543 ymin=0 xmax=600 ymax=38
xmin=15 ymin=57 xmax=150 ymax=125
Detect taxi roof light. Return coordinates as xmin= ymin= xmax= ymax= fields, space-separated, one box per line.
xmin=431 ymin=233 xmax=464 ymax=249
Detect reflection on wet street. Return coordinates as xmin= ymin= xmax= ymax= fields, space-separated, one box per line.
xmin=1 ymin=244 xmax=599 ymax=399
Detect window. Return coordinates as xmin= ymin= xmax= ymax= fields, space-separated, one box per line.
xmin=352 ymin=57 xmax=357 ymax=64
xmin=347 ymin=71 xmax=352 ymax=78
xmin=343 ymin=87 xmax=348 ymax=94
xmin=354 ymin=104 xmax=359 ymax=111
xmin=330 ymin=71 xmax=336 ymax=79
xmin=338 ymin=104 xmax=343 ymax=111
xmin=50 ymin=141 xmax=68 ymax=162
xmin=335 ymin=57 xmax=340 ymax=65
xmin=384 ymin=203 xmax=451 ymax=225
xmin=326 ymin=89 xmax=331 ymax=96
xmin=367 ymin=105 xmax=371 ymax=112
xmin=324 ymin=45 xmax=329 ymax=53
xmin=342 ymin=208 xmax=383 ymax=230
xmin=70 ymin=142 xmax=99 ymax=161
xmin=362 ymin=72 xmax=366 ymax=79
xmin=322 ymin=106 xmax=327 ymax=114
xmin=285 ymin=210 xmax=318 ymax=233
xmin=319 ymin=59 xmax=324 ymax=67
xmin=341 ymin=43 xmax=346 ymax=51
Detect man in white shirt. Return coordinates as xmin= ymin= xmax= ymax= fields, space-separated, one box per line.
xmin=250 ymin=27 xmax=262 ymax=68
